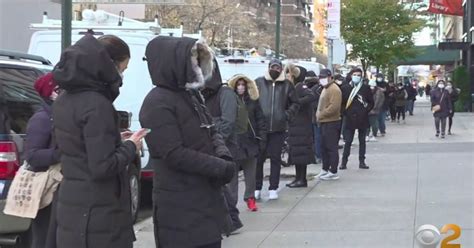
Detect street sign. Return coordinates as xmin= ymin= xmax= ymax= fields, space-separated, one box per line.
xmin=327 ymin=0 xmax=340 ymax=39
xmin=52 ymin=0 xmax=186 ymax=4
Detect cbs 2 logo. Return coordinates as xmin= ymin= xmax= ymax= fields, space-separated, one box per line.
xmin=415 ymin=224 xmax=461 ymax=248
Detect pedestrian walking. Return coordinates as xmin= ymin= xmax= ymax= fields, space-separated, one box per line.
xmin=52 ymin=35 xmax=147 ymax=248
xmin=375 ymin=73 xmax=388 ymax=136
xmin=405 ymin=83 xmax=417 ymax=116
xmin=285 ymin=65 xmax=317 ymax=188
xmin=394 ymin=83 xmax=408 ymax=124
xmin=367 ymin=80 xmax=385 ymax=141
xmin=446 ymin=81 xmax=460 ymax=135
xmin=201 ymin=60 xmax=244 ymax=233
xmin=340 ymin=68 xmax=374 ymax=170
xmin=431 ymin=80 xmax=452 ymax=139
xmin=139 ymin=36 xmax=236 ymax=248
xmin=255 ymin=59 xmax=299 ymax=200
xmin=227 ymin=74 xmax=267 ymax=212
xmin=307 ymin=71 xmax=323 ymax=164
xmin=315 ymin=69 xmax=343 ymax=181
xmin=25 ymin=73 xmax=61 ymax=248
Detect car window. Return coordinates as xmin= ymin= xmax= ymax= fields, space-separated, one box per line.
xmin=0 ymin=67 xmax=45 ymax=135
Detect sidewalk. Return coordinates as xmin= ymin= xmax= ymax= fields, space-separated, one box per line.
xmin=134 ymin=100 xmax=474 ymax=248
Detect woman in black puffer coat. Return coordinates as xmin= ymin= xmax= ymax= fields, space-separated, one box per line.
xmin=285 ymin=64 xmax=317 ymax=188
xmin=52 ymin=35 xmax=146 ymax=248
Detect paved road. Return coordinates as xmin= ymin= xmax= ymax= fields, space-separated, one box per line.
xmin=134 ymin=99 xmax=474 ymax=248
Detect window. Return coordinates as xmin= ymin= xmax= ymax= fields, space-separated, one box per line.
xmin=0 ymin=67 xmax=45 ymax=134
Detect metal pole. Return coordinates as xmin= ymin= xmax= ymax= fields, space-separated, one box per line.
xmin=327 ymin=39 xmax=333 ymax=72
xmin=61 ymin=0 xmax=72 ymax=51
xmin=275 ymin=0 xmax=281 ymax=59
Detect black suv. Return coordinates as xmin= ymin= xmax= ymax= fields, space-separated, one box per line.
xmin=0 ymin=50 xmax=141 ymax=247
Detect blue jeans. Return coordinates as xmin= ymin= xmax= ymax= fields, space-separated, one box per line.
xmin=313 ymin=124 xmax=322 ymax=159
xmin=377 ymin=111 xmax=386 ymax=134
xmin=406 ymin=100 xmax=414 ymax=114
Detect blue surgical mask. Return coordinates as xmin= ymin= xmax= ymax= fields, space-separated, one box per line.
xmin=352 ymin=76 xmax=361 ymax=84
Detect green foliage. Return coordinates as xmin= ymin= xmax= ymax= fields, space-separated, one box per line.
xmin=341 ymin=0 xmax=425 ymax=72
xmin=452 ymin=66 xmax=470 ymax=112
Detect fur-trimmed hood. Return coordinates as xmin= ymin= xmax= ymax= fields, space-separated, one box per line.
xmin=228 ymin=74 xmax=259 ymax=100
xmin=284 ymin=63 xmax=301 ymax=84
xmin=145 ymin=36 xmax=214 ymax=90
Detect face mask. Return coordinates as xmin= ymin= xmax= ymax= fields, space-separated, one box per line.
xmin=446 ymin=85 xmax=452 ymax=90
xmin=335 ymin=80 xmax=343 ymax=85
xmin=352 ymin=76 xmax=361 ymax=84
xmin=398 ymin=86 xmax=403 ymax=89
xmin=269 ymin=70 xmax=281 ymax=80
xmin=320 ymin=78 xmax=329 ymax=86
xmin=50 ymin=91 xmax=58 ymax=101
xmin=376 ymin=78 xmax=383 ymax=82
xmin=438 ymin=84 xmax=445 ymax=89
xmin=237 ymin=85 xmax=246 ymax=95
xmin=370 ymin=86 xmax=375 ymax=90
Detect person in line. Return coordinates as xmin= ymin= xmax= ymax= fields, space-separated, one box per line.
xmin=227 ymin=74 xmax=267 ymax=211
xmin=386 ymin=81 xmax=397 ymax=122
xmin=425 ymin=83 xmax=432 ymax=99
xmin=446 ymin=81 xmax=460 ymax=135
xmin=315 ymin=69 xmax=342 ymax=181
xmin=394 ymin=83 xmax=408 ymax=124
xmin=431 ymin=80 xmax=452 ymax=139
xmin=405 ymin=83 xmax=418 ymax=116
xmin=139 ymin=36 xmax=236 ymax=248
xmin=201 ymin=60 xmax=243 ymax=232
xmin=52 ymin=35 xmax=146 ymax=248
xmin=375 ymin=73 xmax=388 ymax=136
xmin=340 ymin=68 xmax=374 ymax=170
xmin=285 ymin=64 xmax=317 ymax=188
xmin=255 ymin=59 xmax=299 ymax=200
xmin=308 ymin=71 xmax=322 ymax=163
xmin=25 ymin=73 xmax=61 ymax=248
xmin=367 ymin=79 xmax=385 ymax=142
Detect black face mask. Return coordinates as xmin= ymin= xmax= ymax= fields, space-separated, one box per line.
xmin=269 ymin=70 xmax=281 ymax=80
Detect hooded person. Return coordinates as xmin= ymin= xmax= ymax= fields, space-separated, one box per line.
xmin=52 ymin=34 xmax=146 ymax=248
xmin=367 ymin=79 xmax=385 ymax=141
xmin=139 ymin=36 xmax=236 ymax=248
xmin=306 ymin=71 xmax=323 ymax=164
xmin=375 ymin=73 xmax=388 ymax=136
xmin=285 ymin=65 xmax=317 ymax=188
xmin=430 ymin=80 xmax=452 ymax=138
xmin=227 ymin=74 xmax=266 ymax=212
xmin=254 ymin=58 xmax=299 ymax=200
xmin=200 ymin=59 xmax=243 ymax=232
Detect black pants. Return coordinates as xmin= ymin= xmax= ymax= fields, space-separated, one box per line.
xmin=197 ymin=241 xmax=222 ymax=248
xmin=223 ymin=163 xmax=241 ymax=226
xmin=342 ymin=128 xmax=367 ymax=164
xmin=435 ymin=116 xmax=447 ymax=135
xmin=389 ymin=104 xmax=397 ymax=121
xmin=320 ymin=121 xmax=341 ymax=174
xmin=256 ymin=131 xmax=286 ymax=190
xmin=396 ymin=106 xmax=405 ymax=120
xmin=32 ymin=205 xmax=52 ymax=248
xmin=448 ymin=112 xmax=454 ymax=132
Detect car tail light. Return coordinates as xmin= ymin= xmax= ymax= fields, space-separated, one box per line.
xmin=0 ymin=142 xmax=20 ymax=179
xmin=141 ymin=171 xmax=154 ymax=179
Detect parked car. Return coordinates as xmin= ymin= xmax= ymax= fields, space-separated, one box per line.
xmin=0 ymin=50 xmax=141 ymax=247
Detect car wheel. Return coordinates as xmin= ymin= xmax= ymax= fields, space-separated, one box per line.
xmin=128 ymin=165 xmax=140 ymax=224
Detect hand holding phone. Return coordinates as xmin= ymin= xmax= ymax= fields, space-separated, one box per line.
xmin=126 ymin=128 xmax=149 ymax=151
xmin=121 ymin=131 xmax=134 ymax=140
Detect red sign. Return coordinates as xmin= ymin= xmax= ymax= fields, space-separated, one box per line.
xmin=428 ymin=0 xmax=464 ymax=16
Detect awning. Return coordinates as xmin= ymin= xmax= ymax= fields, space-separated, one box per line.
xmin=394 ymin=45 xmax=461 ymax=65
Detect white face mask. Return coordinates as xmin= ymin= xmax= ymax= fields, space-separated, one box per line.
xmin=438 ymin=84 xmax=445 ymax=89
xmin=320 ymin=78 xmax=329 ymax=86
xmin=237 ymin=85 xmax=246 ymax=95
xmin=352 ymin=76 xmax=361 ymax=84
xmin=446 ymin=85 xmax=452 ymax=90
xmin=370 ymin=86 xmax=375 ymax=90
xmin=376 ymin=77 xmax=383 ymax=82
xmin=50 ymin=91 xmax=58 ymax=101
xmin=335 ymin=80 xmax=343 ymax=85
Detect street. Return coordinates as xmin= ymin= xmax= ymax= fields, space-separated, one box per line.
xmin=134 ymin=99 xmax=474 ymax=248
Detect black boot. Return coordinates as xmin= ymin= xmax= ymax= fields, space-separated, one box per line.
xmin=286 ymin=165 xmax=301 ymax=187
xmin=287 ymin=165 xmax=307 ymax=188
xmin=359 ymin=161 xmax=370 ymax=169
xmin=339 ymin=159 xmax=348 ymax=170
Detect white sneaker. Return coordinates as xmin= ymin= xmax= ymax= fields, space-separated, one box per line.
xmin=320 ymin=172 xmax=340 ymax=181
xmin=269 ymin=190 xmax=279 ymax=200
xmin=254 ymin=190 xmax=261 ymax=200
xmin=365 ymin=136 xmax=370 ymax=142
xmin=315 ymin=169 xmax=329 ymax=179
xmin=369 ymin=136 xmax=377 ymax=142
